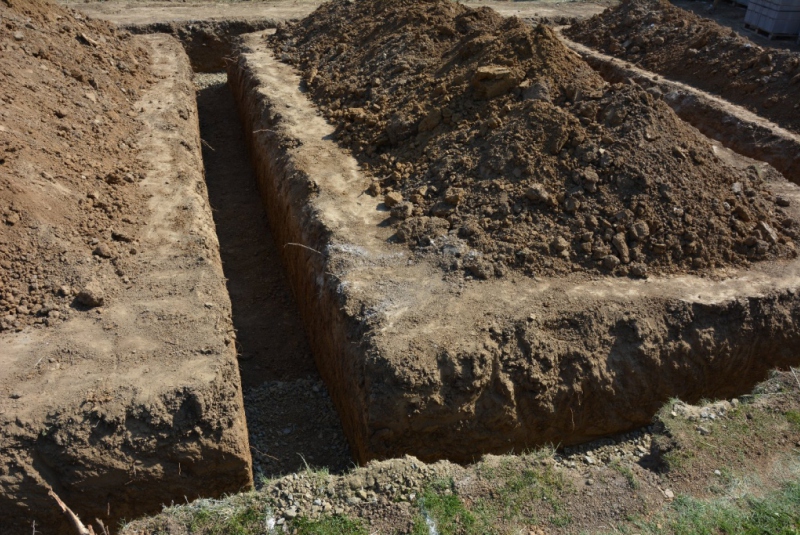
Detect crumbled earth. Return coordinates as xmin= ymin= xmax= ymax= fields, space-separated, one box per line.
xmin=566 ymin=0 xmax=800 ymax=134
xmin=0 ymin=0 xmax=153 ymax=332
xmin=270 ymin=0 xmax=796 ymax=281
xmin=122 ymin=371 xmax=800 ymax=535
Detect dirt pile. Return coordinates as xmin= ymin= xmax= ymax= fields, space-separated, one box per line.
xmin=566 ymin=0 xmax=800 ymax=134
xmin=271 ymin=0 xmax=796 ymax=280
xmin=0 ymin=0 xmax=151 ymax=333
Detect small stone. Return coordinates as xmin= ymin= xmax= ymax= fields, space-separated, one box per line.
xmin=283 ymin=507 xmax=298 ymax=520
xmin=551 ymin=236 xmax=569 ymax=253
xmin=444 ymin=187 xmax=465 ymax=205
xmin=611 ymin=233 xmax=630 ymax=263
xmin=13 ymin=31 xmax=24 ymax=41
xmin=630 ymin=263 xmax=647 ymax=278
xmin=384 ymin=192 xmax=403 ymax=208
xmin=630 ymin=220 xmax=650 ymax=240
xmin=757 ymin=221 xmax=779 ymax=245
xmin=76 ymin=282 xmax=104 ymax=308
xmin=390 ymin=201 xmax=413 ymax=220
xmin=714 ymin=469 xmax=722 ymax=476
xmin=776 ymin=195 xmax=791 ymax=207
xmin=664 ymin=489 xmax=674 ymax=499
xmin=525 ymin=183 xmax=551 ymax=204
xmin=92 ymin=243 xmax=112 ymax=258
xmin=602 ymin=254 xmax=621 ymax=270
xmin=5 ymin=212 xmax=20 ymax=225
xmin=696 ymin=426 xmax=711 ymax=436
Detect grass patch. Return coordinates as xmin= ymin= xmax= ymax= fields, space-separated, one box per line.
xmin=610 ymin=460 xmax=639 ymax=490
xmin=786 ymin=410 xmax=800 ymax=430
xmin=412 ymin=479 xmax=476 ymax=535
xmin=633 ymin=479 xmax=800 ymax=535
xmin=292 ymin=515 xmax=368 ymax=535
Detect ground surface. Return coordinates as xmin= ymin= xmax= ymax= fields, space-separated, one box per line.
xmin=567 ymin=0 xmax=800 ymax=135
xmin=63 ymin=0 xmax=612 ymax=26
xmin=231 ymin=23 xmax=800 ymax=468
xmin=0 ymin=2 xmax=251 ymax=532
xmin=121 ymin=371 xmax=800 ymax=535
xmin=6 ymin=0 xmax=800 ymax=533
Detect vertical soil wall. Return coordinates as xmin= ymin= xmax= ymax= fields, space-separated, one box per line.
xmin=229 ymin=34 xmax=800 ymax=466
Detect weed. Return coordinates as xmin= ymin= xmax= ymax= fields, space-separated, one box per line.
xmin=292 ymin=515 xmax=368 ymax=535
xmin=413 ymin=479 xmax=476 ymax=535
xmin=786 ymin=410 xmax=800 ymax=429
xmin=610 ymin=460 xmax=639 ymax=490
xmin=630 ymin=480 xmax=800 ymax=535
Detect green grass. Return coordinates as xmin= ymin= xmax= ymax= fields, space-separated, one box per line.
xmin=610 ymin=460 xmax=639 ymax=490
xmin=292 ymin=515 xmax=368 ymax=535
xmin=412 ymin=479 xmax=476 ymax=535
xmin=636 ymin=480 xmax=800 ymax=535
xmin=786 ymin=410 xmax=800 ymax=429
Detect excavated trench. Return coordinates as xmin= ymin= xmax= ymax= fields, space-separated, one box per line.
xmin=174 ymin=22 xmax=798 ymax=469
xmin=194 ymin=72 xmax=353 ymax=479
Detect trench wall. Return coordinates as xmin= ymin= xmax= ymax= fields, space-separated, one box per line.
xmin=227 ymin=48 xmax=374 ymax=462
xmin=228 ymin=35 xmax=800 ymax=466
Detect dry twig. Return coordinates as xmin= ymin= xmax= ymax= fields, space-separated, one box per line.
xmin=790 ymin=367 xmax=800 ymax=391
xmin=48 ymin=489 xmax=94 ymax=535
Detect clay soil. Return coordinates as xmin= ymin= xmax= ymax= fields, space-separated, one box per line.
xmin=1 ymin=1 xmax=252 ymax=532
xmin=0 ymin=0 xmax=151 ymax=333
xmin=566 ymin=0 xmax=800 ymax=134
xmin=272 ymin=0 xmax=797 ymax=282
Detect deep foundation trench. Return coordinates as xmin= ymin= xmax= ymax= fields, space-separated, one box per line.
xmin=134 ymin=17 xmax=800 ymax=481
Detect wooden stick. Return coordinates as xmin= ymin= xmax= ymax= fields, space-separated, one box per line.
xmin=48 ymin=490 xmax=94 ymax=535
xmin=790 ymin=367 xmax=800 ymax=391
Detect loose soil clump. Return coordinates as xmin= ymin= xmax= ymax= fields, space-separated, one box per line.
xmin=566 ymin=0 xmax=800 ymax=135
xmin=271 ymin=0 xmax=796 ymax=280
xmin=0 ymin=0 xmax=152 ymax=332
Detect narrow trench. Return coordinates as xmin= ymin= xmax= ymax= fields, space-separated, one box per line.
xmin=194 ymin=73 xmax=353 ymax=481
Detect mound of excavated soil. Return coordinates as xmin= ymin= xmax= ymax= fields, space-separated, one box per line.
xmin=271 ymin=0 xmax=796 ymax=280
xmin=0 ymin=0 xmax=151 ymax=332
xmin=566 ymin=0 xmax=800 ymax=134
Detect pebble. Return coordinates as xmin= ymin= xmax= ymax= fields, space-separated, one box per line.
xmin=93 ymin=243 xmax=113 ymax=258
xmin=76 ymin=283 xmax=104 ymax=308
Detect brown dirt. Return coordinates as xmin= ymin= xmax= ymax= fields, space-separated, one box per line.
xmin=230 ymin=26 xmax=800 ymax=466
xmin=122 ymin=371 xmax=800 ymax=535
xmin=0 ymin=0 xmax=151 ymax=333
xmin=270 ymin=0 xmax=796 ymax=282
xmin=0 ymin=2 xmax=253 ymax=532
xmin=566 ymin=0 xmax=800 ymax=134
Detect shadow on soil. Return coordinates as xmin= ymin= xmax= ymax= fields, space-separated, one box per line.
xmin=196 ymin=74 xmax=353 ymax=481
